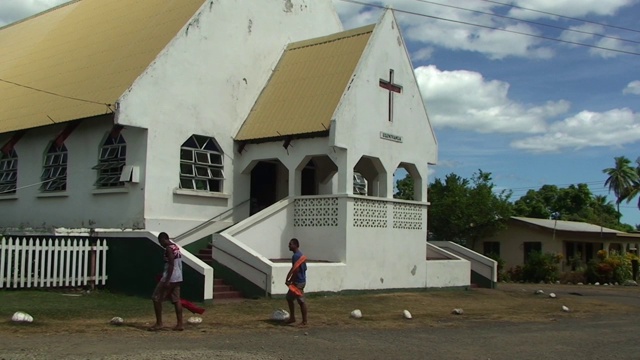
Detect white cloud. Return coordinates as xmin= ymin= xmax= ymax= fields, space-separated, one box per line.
xmin=508 ymin=0 xmax=635 ymax=20
xmin=333 ymin=0 xmax=554 ymax=59
xmin=511 ymin=108 xmax=640 ymax=152
xmin=332 ymin=0 xmax=640 ymax=60
xmin=559 ymin=23 xmax=604 ymax=44
xmin=623 ymin=80 xmax=640 ymax=95
xmin=411 ymin=47 xmax=434 ymax=62
xmin=588 ymin=36 xmax=638 ymax=58
xmin=415 ymin=65 xmax=570 ymax=133
xmin=0 ymin=0 xmax=69 ymax=27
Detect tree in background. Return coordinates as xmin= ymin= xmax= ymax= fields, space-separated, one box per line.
xmin=427 ymin=170 xmax=513 ymax=248
xmin=603 ymin=156 xmax=639 ymax=221
xmin=513 ymin=183 xmax=629 ymax=231
xmin=394 ymin=173 xmax=415 ymax=200
xmin=620 ymin=157 xmax=640 ymax=212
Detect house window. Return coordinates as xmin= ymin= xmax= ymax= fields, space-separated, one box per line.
xmin=523 ymin=241 xmax=542 ymax=263
xmin=93 ymin=132 xmax=126 ymax=188
xmin=179 ymin=135 xmax=224 ymax=192
xmin=41 ymin=143 xmax=68 ymax=192
xmin=0 ymin=149 xmax=18 ymax=195
xmin=353 ymin=172 xmax=367 ymax=195
xmin=483 ymin=241 xmax=500 ymax=257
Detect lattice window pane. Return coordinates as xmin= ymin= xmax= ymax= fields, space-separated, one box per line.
xmin=195 ymin=152 xmax=210 ymax=164
xmin=180 ymin=178 xmax=194 ymax=189
xmin=94 ymin=131 xmax=126 ymax=188
xmin=180 ymin=164 xmax=195 ymax=176
xmin=179 ymin=135 xmax=224 ymax=192
xmin=194 ymin=179 xmax=209 ymax=191
xmin=209 ymin=153 xmax=222 ymax=166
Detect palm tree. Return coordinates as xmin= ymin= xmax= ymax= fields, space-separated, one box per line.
xmin=622 ymin=157 xmax=640 ymax=211
xmin=603 ymin=156 xmax=638 ymax=221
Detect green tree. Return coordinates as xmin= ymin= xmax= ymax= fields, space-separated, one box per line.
xmin=394 ymin=174 xmax=415 ymax=200
xmin=513 ymin=183 xmax=626 ymax=231
xmin=428 ymin=170 xmax=513 ymax=248
xmin=603 ymin=156 xmax=639 ymax=220
xmin=621 ymin=157 xmax=640 ymax=211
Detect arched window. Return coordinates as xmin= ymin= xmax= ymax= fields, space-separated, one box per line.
xmin=41 ymin=142 xmax=68 ymax=192
xmin=0 ymin=149 xmax=18 ymax=195
xmin=179 ymin=135 xmax=224 ymax=192
xmin=93 ymin=130 xmax=126 ymax=188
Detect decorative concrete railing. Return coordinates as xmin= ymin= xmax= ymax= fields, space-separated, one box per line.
xmin=429 ymin=241 xmax=497 ymax=287
xmin=215 ymin=194 xmax=429 ymax=294
xmin=0 ymin=236 xmax=108 ymax=289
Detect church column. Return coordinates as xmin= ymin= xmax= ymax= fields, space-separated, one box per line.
xmin=417 ymin=163 xmax=429 ymax=202
xmin=288 ymin=165 xmax=300 ymax=197
xmin=331 ymin=149 xmax=351 ymax=194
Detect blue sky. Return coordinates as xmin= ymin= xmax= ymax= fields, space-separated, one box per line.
xmin=332 ymin=0 xmax=640 ymax=227
xmin=2 ymin=0 xmax=639 ymax=226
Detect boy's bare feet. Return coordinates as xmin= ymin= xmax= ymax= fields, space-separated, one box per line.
xmin=172 ymin=325 xmax=184 ymax=331
xmin=148 ymin=324 xmax=163 ymax=331
xmin=285 ymin=318 xmax=296 ymax=325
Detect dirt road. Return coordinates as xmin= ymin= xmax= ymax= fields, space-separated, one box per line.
xmin=1 ymin=283 xmax=639 ymax=359
xmin=1 ymin=314 xmax=639 ymax=359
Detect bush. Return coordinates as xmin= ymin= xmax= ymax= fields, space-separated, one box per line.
xmin=505 ymin=265 xmax=523 ymax=282
xmin=585 ymin=251 xmax=637 ymax=284
xmin=522 ymin=251 xmax=561 ymax=283
xmin=486 ymin=253 xmax=506 ymax=281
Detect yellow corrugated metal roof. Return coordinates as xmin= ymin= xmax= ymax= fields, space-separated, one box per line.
xmin=0 ymin=0 xmax=206 ymax=134
xmin=235 ymin=25 xmax=375 ymax=142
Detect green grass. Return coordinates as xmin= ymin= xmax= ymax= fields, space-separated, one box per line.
xmin=1 ymin=284 xmax=637 ymax=334
xmin=0 ymin=289 xmax=150 ymax=321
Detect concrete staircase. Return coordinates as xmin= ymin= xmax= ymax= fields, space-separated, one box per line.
xmin=196 ymin=244 xmax=244 ymax=301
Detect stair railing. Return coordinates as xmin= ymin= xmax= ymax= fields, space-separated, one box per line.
xmin=209 ymin=241 xmax=270 ymax=298
xmin=174 ymin=199 xmax=250 ymax=242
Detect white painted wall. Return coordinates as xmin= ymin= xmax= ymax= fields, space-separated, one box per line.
xmin=0 ymin=116 xmax=146 ymax=230
xmin=433 ymin=240 xmax=497 ymax=282
xmin=330 ymin=10 xmax=437 ymax=201
xmin=343 ymin=197 xmax=429 ymax=290
xmin=225 ymin=199 xmax=294 ymax=259
xmin=115 ymin=0 xmax=343 ymax=234
xmin=426 ymin=259 xmax=470 ymax=288
xmin=270 ymin=262 xmax=347 ymax=294
xmin=218 ymin=195 xmax=442 ymax=294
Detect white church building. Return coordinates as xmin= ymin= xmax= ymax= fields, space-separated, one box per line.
xmin=0 ymin=0 xmax=493 ymax=300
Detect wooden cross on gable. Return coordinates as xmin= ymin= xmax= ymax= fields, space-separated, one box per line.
xmin=379 ymin=69 xmax=403 ymax=122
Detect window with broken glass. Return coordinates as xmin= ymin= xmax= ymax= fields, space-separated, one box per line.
xmin=179 ymin=135 xmax=224 ymax=192
xmin=0 ymin=149 xmax=18 ymax=195
xmin=93 ymin=133 xmax=126 ymax=188
xmin=41 ymin=143 xmax=68 ymax=192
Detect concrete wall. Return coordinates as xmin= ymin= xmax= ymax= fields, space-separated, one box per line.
xmin=271 ymin=262 xmax=347 ymax=294
xmin=115 ymin=0 xmax=343 ymax=234
xmin=225 ymin=199 xmax=294 ymax=260
xmin=343 ymin=197 xmax=428 ymax=290
xmin=426 ymin=260 xmax=470 ymax=288
xmin=0 ymin=116 xmax=146 ymax=230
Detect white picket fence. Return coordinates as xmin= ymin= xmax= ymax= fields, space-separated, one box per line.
xmin=0 ymin=237 xmax=108 ymax=289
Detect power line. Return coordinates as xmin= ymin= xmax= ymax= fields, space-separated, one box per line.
xmin=504 ymin=180 xmax=605 ymax=191
xmin=338 ymin=0 xmax=640 ymax=56
xmin=412 ymin=0 xmax=640 ymax=45
xmin=476 ymin=0 xmax=640 ymax=34
xmin=0 ymin=177 xmax=63 ymax=194
xmin=0 ymin=78 xmax=114 ymax=111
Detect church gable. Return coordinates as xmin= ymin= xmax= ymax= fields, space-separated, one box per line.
xmin=0 ymin=0 xmax=207 ymax=134
xmin=235 ymin=25 xmax=375 ymax=143
xmin=331 ymin=10 xmax=438 ymax=166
